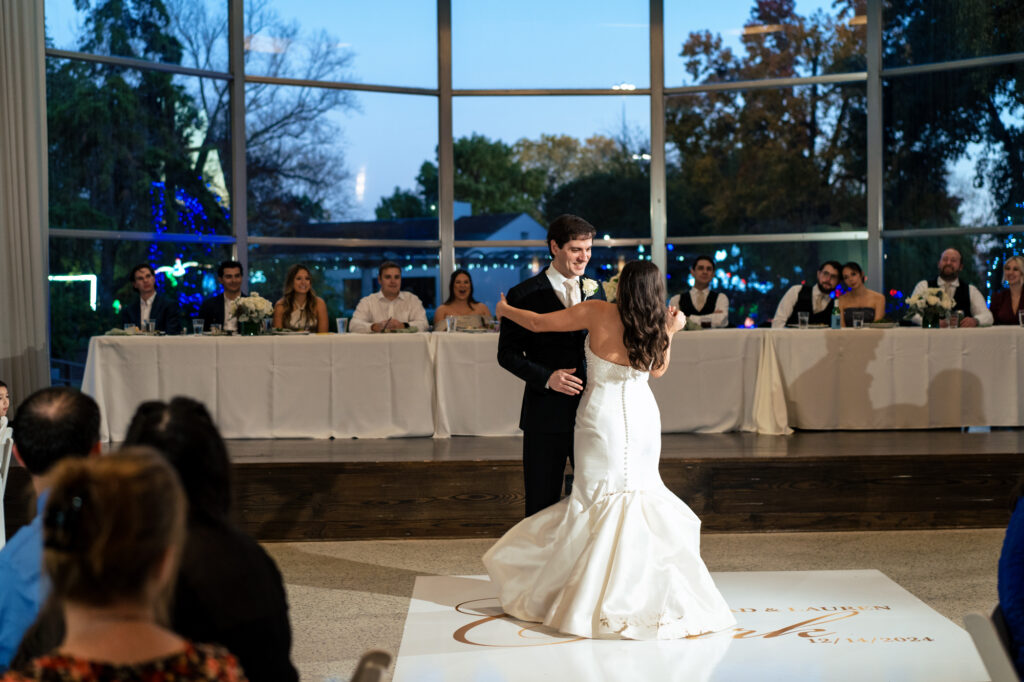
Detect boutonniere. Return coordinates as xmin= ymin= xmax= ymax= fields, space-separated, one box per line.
xmin=581 ymin=277 xmax=599 ymax=299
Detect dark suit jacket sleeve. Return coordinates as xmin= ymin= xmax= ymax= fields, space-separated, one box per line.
xmin=497 ymin=285 xmax=555 ymax=391
xmin=158 ymin=295 xmax=182 ymax=335
xmin=122 ymin=300 xmax=140 ymax=328
xmin=197 ymin=295 xmax=223 ymax=326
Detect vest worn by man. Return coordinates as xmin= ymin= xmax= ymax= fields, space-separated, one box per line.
xmin=677 ymin=289 xmax=721 ymax=317
xmin=927 ymin=278 xmax=972 ymax=316
xmin=787 ymin=283 xmax=834 ymax=326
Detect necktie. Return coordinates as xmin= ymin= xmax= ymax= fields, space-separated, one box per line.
xmin=565 ymin=280 xmax=578 ymax=307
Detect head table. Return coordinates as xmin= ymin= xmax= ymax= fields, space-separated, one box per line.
xmin=82 ymin=326 xmax=1024 ymax=441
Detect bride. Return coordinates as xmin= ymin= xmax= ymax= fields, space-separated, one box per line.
xmin=485 ymin=260 xmax=735 ymax=640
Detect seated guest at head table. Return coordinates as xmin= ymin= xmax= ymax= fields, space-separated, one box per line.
xmin=272 ymin=264 xmax=328 ymax=333
xmin=908 ymin=247 xmax=993 ymax=327
xmin=668 ymin=255 xmax=729 ymax=328
xmin=990 ymin=255 xmax=1024 ymax=326
xmin=836 ymin=262 xmax=886 ymax=327
xmin=433 ymin=269 xmax=493 ymax=330
xmin=770 ymin=260 xmax=841 ymax=328
xmin=120 ymin=264 xmax=181 ymax=334
xmin=197 ymin=260 xmax=246 ymax=332
xmin=349 ymin=261 xmax=429 ymax=333
xmin=4 ymin=450 xmax=247 ymax=682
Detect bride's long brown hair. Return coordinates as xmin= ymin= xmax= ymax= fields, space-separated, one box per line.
xmin=616 ymin=261 xmax=670 ymax=371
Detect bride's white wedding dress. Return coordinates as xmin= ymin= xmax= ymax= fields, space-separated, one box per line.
xmin=483 ymin=338 xmax=736 ymax=640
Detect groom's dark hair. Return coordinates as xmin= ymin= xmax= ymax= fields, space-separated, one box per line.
xmin=547 ymin=214 xmax=596 ymax=257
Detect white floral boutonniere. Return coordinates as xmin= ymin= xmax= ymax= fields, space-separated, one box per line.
xmin=602 ymin=274 xmax=620 ymax=303
xmin=581 ymin=277 xmax=599 ymax=299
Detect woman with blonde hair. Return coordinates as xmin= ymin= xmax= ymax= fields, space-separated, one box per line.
xmin=5 ymin=450 xmax=246 ymax=681
xmin=272 ymin=264 xmax=328 ymax=332
xmin=991 ymin=255 xmax=1024 ymax=325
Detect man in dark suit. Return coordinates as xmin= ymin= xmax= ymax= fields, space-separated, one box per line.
xmin=121 ymin=263 xmax=181 ymax=334
xmin=197 ymin=260 xmax=246 ymax=331
xmin=498 ymin=214 xmax=597 ymax=516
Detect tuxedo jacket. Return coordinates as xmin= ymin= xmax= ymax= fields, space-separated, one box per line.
xmin=197 ymin=292 xmax=247 ymax=327
xmin=497 ymin=268 xmax=590 ymax=434
xmin=122 ymin=293 xmax=181 ymax=334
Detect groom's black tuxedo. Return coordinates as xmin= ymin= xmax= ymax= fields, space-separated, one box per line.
xmin=498 ymin=267 xmax=592 ymax=516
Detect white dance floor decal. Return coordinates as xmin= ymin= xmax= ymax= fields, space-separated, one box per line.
xmin=392 ymin=570 xmax=988 ymax=681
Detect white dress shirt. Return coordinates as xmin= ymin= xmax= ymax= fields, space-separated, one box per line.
xmin=349 ymin=290 xmax=429 ymax=333
xmin=223 ymin=294 xmax=239 ymax=331
xmin=771 ymin=284 xmax=832 ymax=328
xmin=908 ymin=278 xmax=993 ymax=326
xmin=139 ymin=292 xmax=155 ymax=324
xmin=668 ymin=289 xmax=730 ymax=328
xmin=545 ymin=266 xmax=578 ymax=308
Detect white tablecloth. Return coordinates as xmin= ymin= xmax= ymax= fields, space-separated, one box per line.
xmin=82 ymin=334 xmax=435 ymax=441
xmin=767 ymin=326 xmax=1024 ymax=429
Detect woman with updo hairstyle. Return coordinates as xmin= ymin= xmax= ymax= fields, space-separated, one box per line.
xmin=489 ymin=261 xmax=735 ymax=641
xmin=4 ymin=450 xmax=246 ymax=681
xmin=272 ymin=264 xmax=328 ymax=332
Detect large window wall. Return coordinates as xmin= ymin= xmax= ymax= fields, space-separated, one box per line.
xmin=44 ymin=0 xmax=1024 ymax=380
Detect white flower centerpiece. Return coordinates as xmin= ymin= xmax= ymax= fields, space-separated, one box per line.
xmin=904 ymin=287 xmax=953 ymax=328
xmin=601 ymin=274 xmax=620 ymax=303
xmin=231 ymin=293 xmax=274 ymax=335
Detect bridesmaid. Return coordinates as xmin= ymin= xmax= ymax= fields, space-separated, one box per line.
xmin=990 ymin=255 xmax=1024 ymax=325
xmin=836 ymin=262 xmax=885 ymax=327
xmin=272 ymin=264 xmax=328 ymax=333
xmin=433 ymin=269 xmax=492 ymax=330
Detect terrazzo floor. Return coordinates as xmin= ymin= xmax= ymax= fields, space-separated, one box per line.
xmin=265 ymin=528 xmax=1004 ymax=681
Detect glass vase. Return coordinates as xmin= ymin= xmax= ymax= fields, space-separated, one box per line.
xmin=239 ymin=320 xmax=261 ymax=336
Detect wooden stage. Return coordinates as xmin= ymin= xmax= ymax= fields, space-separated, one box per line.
xmin=4 ymin=430 xmax=1023 ymax=542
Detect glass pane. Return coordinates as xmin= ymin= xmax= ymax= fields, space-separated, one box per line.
xmin=884 ymin=1 xmax=1020 ymax=68
xmin=247 ymin=245 xmax=441 ymax=320
xmin=666 ymin=84 xmax=867 ymax=236
xmin=665 ymin=240 xmax=868 ymax=326
xmin=247 ymin=88 xmax=437 ymax=234
xmin=243 ymin=0 xmax=436 ymax=88
xmin=444 ymin=96 xmax=651 ymax=239
xmin=882 ymin=234 xmax=1016 ymax=313
xmin=453 ymin=244 xmax=648 ymax=315
xmin=665 ymin=0 xmax=866 ymax=87
xmin=452 ymin=0 xmax=648 ymax=89
xmin=49 ymin=238 xmax=235 ymax=384
xmin=47 ymin=59 xmax=232 ymax=235
xmin=46 ymin=0 xmax=228 ymax=70
xmin=883 ymin=65 xmax=1024 ymax=231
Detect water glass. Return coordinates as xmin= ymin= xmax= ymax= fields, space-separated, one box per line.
xmin=144 ymin=319 xmax=157 ymax=333
xmin=445 ymin=317 xmax=457 ymax=332
xmin=797 ymin=312 xmax=809 ymax=329
xmin=193 ymin=318 xmax=205 ymax=335
xmin=336 ymin=317 xmax=348 ymax=334
xmin=123 ymin=323 xmax=136 ymax=332
xmin=851 ymin=311 xmax=864 ymax=329
xmin=948 ymin=310 xmax=960 ymax=329
xmin=263 ymin=318 xmax=272 ymax=334
xmin=209 ymin=323 xmax=223 ymax=335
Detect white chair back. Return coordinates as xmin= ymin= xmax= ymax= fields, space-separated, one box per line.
xmin=0 ymin=421 xmax=13 ymax=550
xmin=965 ymin=605 xmax=1020 ymax=682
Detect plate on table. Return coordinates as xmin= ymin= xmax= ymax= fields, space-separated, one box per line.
xmin=384 ymin=326 xmax=419 ymax=334
xmin=271 ymin=329 xmax=310 ymax=335
xmin=785 ymin=324 xmax=828 ymax=329
xmin=458 ymin=328 xmax=492 ymax=333
xmin=865 ymin=322 xmax=897 ymax=329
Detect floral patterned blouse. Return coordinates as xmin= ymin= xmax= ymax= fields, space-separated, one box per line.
xmin=2 ymin=642 xmax=247 ymax=682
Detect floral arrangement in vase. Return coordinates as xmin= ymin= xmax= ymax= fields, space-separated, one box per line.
xmin=231 ymin=293 xmax=274 ymax=334
xmin=904 ymin=287 xmax=953 ymax=327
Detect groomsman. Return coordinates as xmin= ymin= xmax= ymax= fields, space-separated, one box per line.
xmin=121 ymin=264 xmax=181 ymax=334
xmin=198 ymin=260 xmax=246 ymax=331
xmin=498 ymin=214 xmax=597 ymax=516
xmin=669 ymin=255 xmax=729 ymax=328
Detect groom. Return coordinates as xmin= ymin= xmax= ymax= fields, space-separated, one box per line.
xmin=498 ymin=214 xmax=597 ymax=516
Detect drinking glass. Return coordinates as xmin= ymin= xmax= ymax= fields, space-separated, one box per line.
xmin=947 ymin=310 xmax=960 ymax=329
xmin=797 ymin=312 xmax=809 ymax=329
xmin=123 ymin=323 xmax=136 ymax=332
xmin=336 ymin=317 xmax=348 ymax=334
xmin=263 ymin=318 xmax=272 ymax=334
xmin=210 ymin=323 xmax=223 ymax=335
xmin=445 ymin=317 xmax=457 ymax=332
xmin=851 ymin=311 xmax=864 ymax=329
xmin=144 ymin=319 xmax=156 ymax=333
xmin=193 ymin=319 xmax=205 ymax=335
xmin=700 ymin=319 xmax=712 ymax=329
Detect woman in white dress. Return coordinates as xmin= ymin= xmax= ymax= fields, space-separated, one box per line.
xmin=486 ymin=260 xmax=735 ymax=641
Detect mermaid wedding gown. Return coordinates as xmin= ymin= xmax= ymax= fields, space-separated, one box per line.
xmin=483 ymin=338 xmax=736 ymax=640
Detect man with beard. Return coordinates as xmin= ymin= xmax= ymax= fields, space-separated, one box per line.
xmin=908 ymin=247 xmax=992 ymax=327
xmin=771 ymin=260 xmax=842 ymax=328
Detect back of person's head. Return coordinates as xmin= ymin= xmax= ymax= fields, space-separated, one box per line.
xmin=547 ymin=214 xmax=596 ymax=257
xmin=42 ymin=448 xmax=186 ymax=610
xmin=123 ymin=397 xmax=231 ymax=520
xmin=13 ymin=387 xmax=100 ymax=476
xmin=617 ymin=260 xmax=670 ymax=372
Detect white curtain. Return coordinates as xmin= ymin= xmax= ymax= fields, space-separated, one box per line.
xmin=0 ymin=0 xmax=50 ymax=396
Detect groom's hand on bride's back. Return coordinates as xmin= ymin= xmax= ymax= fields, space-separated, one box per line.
xmin=548 ymin=368 xmax=583 ymax=395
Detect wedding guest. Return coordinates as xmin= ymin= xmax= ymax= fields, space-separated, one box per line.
xmin=771 ymin=261 xmax=841 ymax=328
xmin=990 ymin=255 xmax=1024 ymax=325
xmin=668 ymin=255 xmax=729 ymax=328
xmin=3 ymin=450 xmax=247 ymax=681
xmin=120 ymin=264 xmax=181 ymax=334
xmin=836 ymin=262 xmax=886 ymax=327
xmin=197 ymin=260 xmax=246 ymax=332
xmin=0 ymin=381 xmax=9 ymax=421
xmin=908 ymin=247 xmax=992 ymax=327
xmin=433 ymin=269 xmax=492 ymax=330
xmin=349 ymin=261 xmax=429 ymax=333
xmin=272 ymin=264 xmax=328 ymax=333
xmin=0 ymin=388 xmax=100 ymax=672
